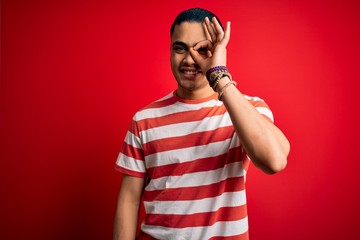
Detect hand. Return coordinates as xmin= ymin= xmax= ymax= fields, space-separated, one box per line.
xmin=190 ymin=17 xmax=231 ymax=74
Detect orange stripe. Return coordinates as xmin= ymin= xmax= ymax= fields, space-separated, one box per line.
xmin=141 ymin=93 xmax=178 ymax=110
xmin=209 ymin=231 xmax=249 ymax=240
xmin=121 ymin=142 xmax=144 ymax=160
xmin=137 ymin=104 xmax=227 ymax=131
xmin=144 ymin=205 xmax=248 ymax=228
xmin=144 ymin=176 xmax=245 ymax=202
xmin=128 ymin=119 xmax=141 ymax=137
xmin=147 ymin=146 xmax=242 ymax=179
xmin=114 ymin=165 xmax=146 ymax=178
xmin=137 ymin=95 xmax=270 ymax=131
xmin=143 ymin=125 xmax=235 ymax=155
xmin=137 ymin=227 xmax=249 ymax=240
xmin=250 ymin=98 xmax=269 ymax=108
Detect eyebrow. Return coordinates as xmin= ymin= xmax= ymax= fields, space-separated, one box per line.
xmin=172 ymin=41 xmax=188 ymax=49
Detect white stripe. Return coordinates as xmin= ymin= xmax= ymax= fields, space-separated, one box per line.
xmin=141 ymin=217 xmax=248 ymax=239
xmin=124 ymin=130 xmax=141 ymax=148
xmin=140 ymin=113 xmax=232 ymax=144
xmin=256 ymin=106 xmax=274 ymax=122
xmin=145 ymin=138 xmax=238 ymax=168
xmin=144 ymin=190 xmax=246 ymax=215
xmin=116 ymin=152 xmax=146 ymax=173
xmin=145 ymin=162 xmax=245 ymax=191
xmin=135 ymin=99 xmax=221 ymax=121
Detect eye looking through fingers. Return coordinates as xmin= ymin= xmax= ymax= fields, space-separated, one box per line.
xmin=197 ymin=47 xmax=208 ymax=55
xmin=193 ymin=40 xmax=213 ymax=53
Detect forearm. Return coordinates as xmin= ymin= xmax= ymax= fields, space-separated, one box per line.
xmin=218 ymin=77 xmax=290 ymax=174
xmin=113 ymin=175 xmax=145 ymax=240
xmin=113 ymin=199 xmax=140 ymax=240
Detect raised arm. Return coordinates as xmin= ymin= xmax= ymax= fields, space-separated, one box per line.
xmin=190 ymin=17 xmax=290 ymax=174
xmin=216 ymin=80 xmax=289 ymax=174
xmin=113 ymin=174 xmax=145 ymax=240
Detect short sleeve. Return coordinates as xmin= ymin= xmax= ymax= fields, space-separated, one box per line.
xmin=115 ymin=119 xmax=146 ymax=178
xmin=245 ymin=95 xmax=274 ymax=123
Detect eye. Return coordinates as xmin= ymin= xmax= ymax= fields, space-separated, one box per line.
xmin=173 ymin=45 xmax=186 ymax=53
xmin=197 ymin=47 xmax=208 ymax=55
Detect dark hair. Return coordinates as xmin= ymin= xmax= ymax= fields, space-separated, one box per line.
xmin=170 ymin=8 xmax=223 ymax=36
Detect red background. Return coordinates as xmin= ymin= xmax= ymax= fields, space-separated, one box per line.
xmin=1 ymin=0 xmax=360 ymax=239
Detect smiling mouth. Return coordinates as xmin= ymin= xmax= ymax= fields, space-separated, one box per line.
xmin=180 ymin=68 xmax=202 ymax=79
xmin=183 ymin=70 xmax=198 ymax=75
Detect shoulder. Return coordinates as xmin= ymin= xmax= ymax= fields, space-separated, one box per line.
xmin=244 ymin=95 xmax=268 ymax=106
xmin=133 ymin=91 xmax=177 ymax=121
xmin=244 ymin=94 xmax=274 ymax=123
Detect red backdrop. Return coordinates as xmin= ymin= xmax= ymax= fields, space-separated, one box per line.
xmin=1 ymin=0 xmax=360 ymax=239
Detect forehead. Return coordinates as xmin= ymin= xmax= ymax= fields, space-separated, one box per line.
xmin=171 ymin=22 xmax=207 ymax=46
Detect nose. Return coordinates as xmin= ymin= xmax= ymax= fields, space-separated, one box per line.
xmin=182 ymin=51 xmax=196 ymax=65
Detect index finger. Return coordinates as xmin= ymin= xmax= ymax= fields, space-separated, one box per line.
xmin=211 ymin=17 xmax=224 ymax=40
xmin=204 ymin=17 xmax=217 ymax=43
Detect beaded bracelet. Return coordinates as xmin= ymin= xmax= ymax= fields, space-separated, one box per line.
xmin=207 ymin=67 xmax=232 ymax=90
xmin=218 ymin=81 xmax=237 ymax=101
xmin=211 ymin=72 xmax=232 ymax=91
xmin=206 ymin=66 xmax=228 ymax=81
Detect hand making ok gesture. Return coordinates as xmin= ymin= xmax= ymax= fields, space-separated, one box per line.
xmin=190 ymin=17 xmax=231 ymax=74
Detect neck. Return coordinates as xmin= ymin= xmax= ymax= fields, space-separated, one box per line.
xmin=176 ymin=85 xmax=215 ymax=100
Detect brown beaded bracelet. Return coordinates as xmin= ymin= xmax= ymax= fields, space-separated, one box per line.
xmin=218 ymin=81 xmax=237 ymax=101
xmin=212 ymin=72 xmax=232 ymax=91
xmin=208 ymin=71 xmax=232 ymax=90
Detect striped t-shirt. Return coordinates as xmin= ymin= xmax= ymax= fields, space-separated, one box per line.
xmin=116 ymin=90 xmax=274 ymax=240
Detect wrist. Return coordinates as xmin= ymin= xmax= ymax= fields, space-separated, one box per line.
xmin=215 ymin=77 xmax=231 ymax=92
xmin=205 ymin=66 xmax=232 ymax=91
xmin=217 ymin=80 xmax=237 ymax=101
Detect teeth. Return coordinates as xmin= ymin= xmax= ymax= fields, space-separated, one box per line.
xmin=184 ymin=71 xmax=197 ymax=75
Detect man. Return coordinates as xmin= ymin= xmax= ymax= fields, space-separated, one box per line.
xmin=113 ymin=8 xmax=290 ymax=240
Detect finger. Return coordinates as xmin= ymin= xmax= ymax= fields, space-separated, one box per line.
xmin=202 ymin=21 xmax=212 ymax=42
xmin=189 ymin=48 xmax=205 ymax=67
xmin=204 ymin=17 xmax=217 ymax=43
xmin=215 ymin=21 xmax=231 ymax=49
xmin=193 ymin=39 xmax=213 ymax=51
xmin=222 ymin=21 xmax=231 ymax=45
xmin=212 ymin=17 xmax=224 ymax=40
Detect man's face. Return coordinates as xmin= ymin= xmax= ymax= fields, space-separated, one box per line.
xmin=170 ymin=22 xmax=210 ymax=98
